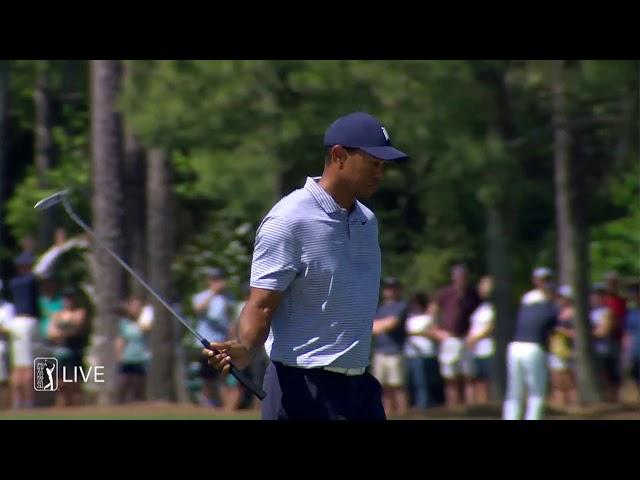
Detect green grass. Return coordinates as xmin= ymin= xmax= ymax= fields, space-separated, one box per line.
xmin=0 ymin=406 xmax=261 ymax=420
xmin=1 ymin=414 xmax=261 ymax=420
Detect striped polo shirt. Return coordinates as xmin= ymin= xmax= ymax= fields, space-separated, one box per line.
xmin=250 ymin=176 xmax=381 ymax=369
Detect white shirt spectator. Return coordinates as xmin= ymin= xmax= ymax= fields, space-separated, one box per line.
xmin=0 ymin=300 xmax=15 ymax=328
xmin=0 ymin=300 xmax=14 ymax=382
xmin=469 ymin=302 xmax=495 ymax=358
xmin=191 ymin=290 xmax=234 ymax=344
xmin=404 ymin=313 xmax=436 ymax=358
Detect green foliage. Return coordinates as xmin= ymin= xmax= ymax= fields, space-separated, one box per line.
xmin=172 ymin=210 xmax=256 ymax=312
xmin=5 ymin=59 xmax=638 ymax=304
xmin=402 ymin=246 xmax=470 ymax=296
xmin=5 ymin=127 xmax=90 ymax=243
xmin=5 ymin=160 xmax=90 ymax=242
xmin=590 ymin=170 xmax=640 ymax=280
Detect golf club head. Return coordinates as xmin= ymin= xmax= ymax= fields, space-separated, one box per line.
xmin=34 ymin=190 xmax=70 ymax=210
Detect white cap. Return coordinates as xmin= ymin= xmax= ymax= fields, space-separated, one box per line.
xmin=533 ymin=267 xmax=554 ymax=279
xmin=557 ymin=284 xmax=572 ymax=299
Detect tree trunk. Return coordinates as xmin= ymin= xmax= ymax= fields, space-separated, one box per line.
xmin=34 ymin=63 xmax=56 ymax=249
xmin=90 ymin=60 xmax=126 ymax=406
xmin=486 ymin=201 xmax=513 ymax=400
xmin=552 ymin=60 xmax=602 ymax=403
xmin=146 ymin=148 xmax=176 ymax=401
xmin=484 ymin=64 xmax=517 ymax=401
xmin=0 ymin=61 xmax=9 ymax=280
xmin=122 ymin=61 xmax=147 ymax=297
xmin=552 ymin=60 xmax=573 ymax=286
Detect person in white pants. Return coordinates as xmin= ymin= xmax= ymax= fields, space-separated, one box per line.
xmin=0 ymin=281 xmax=16 ymax=409
xmin=503 ymin=267 xmax=558 ymax=420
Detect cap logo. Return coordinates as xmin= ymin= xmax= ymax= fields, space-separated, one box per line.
xmin=381 ymin=126 xmax=390 ymax=141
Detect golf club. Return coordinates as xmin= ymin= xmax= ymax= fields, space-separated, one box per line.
xmin=35 ymin=190 xmax=267 ymax=401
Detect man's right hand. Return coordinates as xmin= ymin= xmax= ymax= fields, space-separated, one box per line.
xmin=434 ymin=328 xmax=450 ymax=342
xmin=202 ymin=340 xmax=254 ymax=373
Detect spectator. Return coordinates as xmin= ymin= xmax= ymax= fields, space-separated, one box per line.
xmin=430 ymin=264 xmax=481 ymax=407
xmin=602 ymin=271 xmax=627 ymax=345
xmin=548 ymin=285 xmax=577 ymax=409
xmin=6 ymin=252 xmax=40 ymax=408
xmin=191 ymin=267 xmax=235 ymax=407
xmin=403 ymin=292 xmax=443 ymax=410
xmin=503 ymin=267 xmax=558 ymax=420
xmin=48 ymin=287 xmax=88 ymax=406
xmin=602 ymin=271 xmax=626 ymax=394
xmin=116 ymin=295 xmax=151 ymax=403
xmin=0 ymin=280 xmax=15 ymax=410
xmin=590 ymin=283 xmax=619 ymax=402
xmin=464 ymin=275 xmax=495 ymax=405
xmin=38 ymin=276 xmax=63 ymax=346
xmin=372 ymin=277 xmax=409 ymax=416
xmin=623 ymin=283 xmax=639 ymax=397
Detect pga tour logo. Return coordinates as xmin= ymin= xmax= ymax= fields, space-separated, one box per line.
xmin=34 ymin=358 xmax=58 ymax=391
xmin=34 ymin=357 xmax=105 ymax=391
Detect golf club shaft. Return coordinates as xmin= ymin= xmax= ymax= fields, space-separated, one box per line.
xmin=61 ymin=198 xmax=267 ymax=400
xmin=62 ymin=199 xmax=200 ymax=340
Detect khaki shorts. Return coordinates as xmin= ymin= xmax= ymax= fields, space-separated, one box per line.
xmin=372 ymin=352 xmax=406 ymax=387
xmin=6 ymin=316 xmax=37 ymax=367
xmin=438 ymin=337 xmax=466 ymax=380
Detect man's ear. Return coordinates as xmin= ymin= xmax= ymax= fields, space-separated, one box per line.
xmin=331 ymin=145 xmax=347 ymax=169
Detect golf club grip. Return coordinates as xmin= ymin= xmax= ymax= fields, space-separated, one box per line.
xmin=229 ymin=363 xmax=267 ymax=400
xmin=203 ymin=342 xmax=266 ymax=400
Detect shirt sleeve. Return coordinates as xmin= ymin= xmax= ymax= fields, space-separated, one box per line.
xmin=0 ymin=304 xmax=15 ymax=327
xmin=138 ymin=305 xmax=154 ymax=329
xmin=33 ymin=245 xmax=65 ymax=278
xmin=250 ymin=215 xmax=300 ymax=292
xmin=192 ymin=291 xmax=207 ymax=310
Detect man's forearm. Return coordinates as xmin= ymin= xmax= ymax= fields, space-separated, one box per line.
xmin=473 ymin=325 xmax=494 ymax=341
xmin=373 ymin=316 xmax=399 ymax=335
xmin=237 ymin=299 xmax=273 ymax=358
xmin=194 ymin=291 xmax=214 ymax=313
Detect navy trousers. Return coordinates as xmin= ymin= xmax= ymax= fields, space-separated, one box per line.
xmin=261 ymin=361 xmax=386 ymax=420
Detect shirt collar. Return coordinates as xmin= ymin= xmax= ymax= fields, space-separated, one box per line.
xmin=304 ymin=177 xmax=368 ymax=224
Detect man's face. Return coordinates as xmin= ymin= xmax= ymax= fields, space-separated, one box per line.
xmin=557 ymin=294 xmax=571 ymax=307
xmin=63 ymin=296 xmax=76 ymax=310
xmin=209 ymin=277 xmax=226 ymax=294
xmin=339 ymin=148 xmax=385 ymax=200
xmin=533 ymin=277 xmax=551 ymax=290
xmin=17 ymin=264 xmax=32 ymax=274
xmin=54 ymin=228 xmax=66 ymax=245
xmin=382 ymin=285 xmax=401 ymax=302
xmin=127 ymin=298 xmax=143 ymax=317
xmin=21 ymin=236 xmax=34 ymax=252
xmin=452 ymin=267 xmax=468 ymax=289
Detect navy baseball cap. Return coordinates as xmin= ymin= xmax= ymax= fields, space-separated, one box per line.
xmin=204 ymin=267 xmax=225 ymax=279
xmin=382 ymin=276 xmax=402 ymax=288
xmin=323 ymin=112 xmax=409 ymax=163
xmin=15 ymin=251 xmax=35 ymax=266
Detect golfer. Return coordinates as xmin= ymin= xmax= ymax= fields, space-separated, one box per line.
xmin=203 ymin=112 xmax=408 ymax=419
xmin=503 ymin=267 xmax=558 ymax=420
